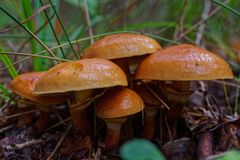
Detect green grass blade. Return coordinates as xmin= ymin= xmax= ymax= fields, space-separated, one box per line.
xmin=1 ymin=51 xmax=71 ymax=62
xmin=21 ymin=0 xmax=34 ymax=22
xmin=0 ymin=48 xmax=18 ymax=79
xmin=0 ymin=6 xmax=59 ymax=60
xmin=234 ymin=74 xmax=240 ymax=114
xmin=18 ymin=13 xmax=55 ymax=53
xmin=1 ymin=30 xmax=180 ymax=71
xmin=0 ymin=94 xmax=11 ymax=103
xmin=39 ymin=0 xmax=65 ymax=59
xmin=0 ymin=31 xmax=129 ymax=71
xmin=0 ymin=83 xmax=10 ymax=96
xmin=0 ymin=34 xmax=57 ymax=41
xmin=34 ymin=1 xmax=54 ymax=71
xmin=0 ymin=83 xmax=11 ymax=103
xmin=212 ymin=0 xmax=240 ymax=17
xmin=49 ymin=0 xmax=78 ymax=59
xmin=119 ymin=21 xmax=191 ymax=31
xmin=0 ymin=4 xmax=50 ymax=34
xmin=143 ymin=33 xmax=181 ymax=44
xmin=0 ymin=54 xmax=18 ymax=79
xmin=68 ymin=25 xmax=85 ymax=54
xmin=69 ymin=25 xmax=85 ymax=41
xmin=21 ymin=0 xmax=41 ymax=71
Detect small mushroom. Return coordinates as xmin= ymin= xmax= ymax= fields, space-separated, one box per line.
xmin=82 ymin=33 xmax=161 ymax=80
xmin=9 ymin=72 xmax=67 ymax=132
xmin=96 ymin=87 xmax=144 ymax=150
xmin=34 ymin=58 xmax=128 ymax=137
xmin=136 ymin=44 xmax=233 ymax=138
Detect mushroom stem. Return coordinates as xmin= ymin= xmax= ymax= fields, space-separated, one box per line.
xmin=17 ymin=104 xmax=34 ymax=126
xmin=197 ymin=131 xmax=213 ymax=160
xmin=121 ymin=118 xmax=134 ymax=141
xmin=104 ymin=118 xmax=127 ymax=150
xmin=112 ymin=58 xmax=131 ymax=81
xmin=162 ymin=81 xmax=191 ymax=139
xmin=75 ymin=90 xmax=93 ymax=104
xmin=165 ymin=81 xmax=191 ymax=114
xmin=171 ymin=81 xmax=190 ymax=93
xmin=141 ymin=106 xmax=158 ymax=140
xmin=34 ymin=110 xmax=50 ymax=134
xmin=70 ymin=106 xmax=92 ymax=137
xmin=70 ymin=90 xmax=93 ymax=137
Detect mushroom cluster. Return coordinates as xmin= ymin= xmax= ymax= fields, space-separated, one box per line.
xmin=136 ymin=44 xmax=233 ymax=139
xmin=9 ymin=33 xmax=233 ymax=153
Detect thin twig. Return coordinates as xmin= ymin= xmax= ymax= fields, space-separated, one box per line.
xmin=46 ymin=117 xmax=71 ymax=131
xmin=212 ymin=0 xmax=240 ymax=16
xmin=205 ymin=95 xmax=219 ymax=121
xmin=0 ymin=51 xmax=70 ymax=62
xmin=5 ymin=134 xmax=57 ymax=151
xmin=234 ymin=74 xmax=240 ymax=114
xmin=49 ymin=0 xmax=78 ymax=59
xmin=0 ymin=6 xmax=59 ymax=60
xmin=143 ymin=83 xmax=170 ymax=110
xmin=0 ymin=109 xmax=38 ymax=121
xmin=0 ymin=4 xmax=51 ymax=34
xmin=110 ymin=0 xmax=137 ymax=27
xmin=0 ymin=124 xmax=15 ymax=134
xmin=222 ymin=80 xmax=232 ymax=113
xmin=213 ymin=80 xmax=240 ymax=88
xmin=195 ymin=0 xmax=211 ymax=94
xmin=70 ymin=90 xmax=105 ymax=110
xmin=0 ymin=31 xmax=172 ymax=71
xmin=93 ymin=147 xmax=102 ymax=160
xmin=84 ymin=0 xmax=94 ymax=44
xmin=195 ymin=0 xmax=211 ymax=46
xmin=164 ymin=111 xmax=173 ymax=141
xmin=197 ymin=0 xmax=233 ymax=114
xmin=159 ymin=110 xmax=163 ymax=144
xmin=40 ymin=0 xmax=65 ymax=58
xmin=17 ymin=13 xmax=55 ymax=52
xmin=177 ymin=0 xmax=230 ymax=40
xmin=6 ymin=41 xmax=17 ymax=52
xmin=0 ymin=31 xmax=131 ymax=71
xmin=173 ymin=0 xmax=188 ymax=40
xmin=46 ymin=125 xmax=72 ymax=160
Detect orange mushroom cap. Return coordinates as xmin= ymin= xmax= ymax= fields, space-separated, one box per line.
xmin=96 ymin=87 xmax=145 ymax=119
xmin=82 ymin=33 xmax=161 ymax=59
xmin=9 ymin=72 xmax=67 ymax=105
xmin=34 ymin=58 xmax=128 ymax=94
xmin=136 ymin=44 xmax=233 ymax=81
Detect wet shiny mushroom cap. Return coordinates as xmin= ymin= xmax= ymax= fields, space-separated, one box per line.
xmin=136 ymin=44 xmax=233 ymax=81
xmin=34 ymin=58 xmax=128 ymax=94
xmin=96 ymin=87 xmax=145 ymax=119
xmin=82 ymin=33 xmax=161 ymax=59
xmin=9 ymin=72 xmax=66 ymax=105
